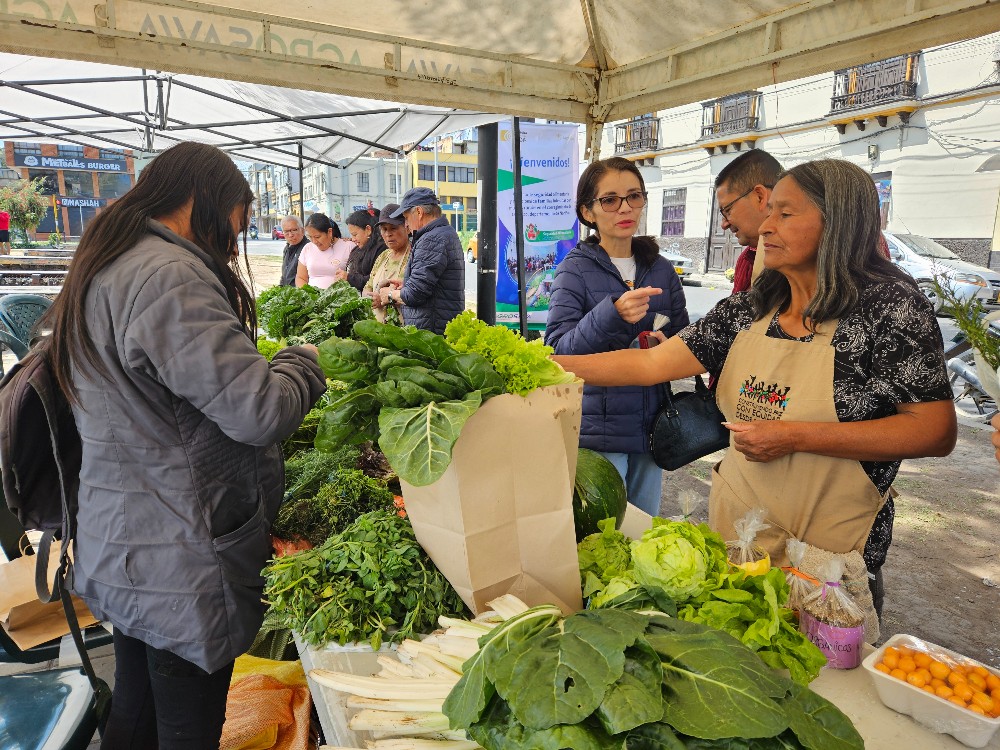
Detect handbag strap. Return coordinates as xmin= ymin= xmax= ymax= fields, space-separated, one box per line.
xmin=658 ymin=373 xmax=711 ymax=407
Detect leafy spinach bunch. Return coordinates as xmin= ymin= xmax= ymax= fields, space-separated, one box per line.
xmin=443 ymin=607 xmax=863 ymax=750
xmin=263 ymin=510 xmax=467 ymax=649
xmin=256 ymin=281 xmax=373 ymax=344
xmin=316 ymin=320 xmax=504 ymax=486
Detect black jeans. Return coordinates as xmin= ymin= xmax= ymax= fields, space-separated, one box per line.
xmin=101 ymin=630 xmax=234 ymax=750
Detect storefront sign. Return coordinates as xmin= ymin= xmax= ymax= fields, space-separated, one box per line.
xmin=60 ymin=196 xmax=107 ymax=208
xmin=13 ymin=154 xmax=127 ymax=172
xmin=496 ymin=122 xmax=579 ymax=329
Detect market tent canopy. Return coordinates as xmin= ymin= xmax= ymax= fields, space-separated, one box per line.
xmin=1 ymin=0 xmax=999 ymax=156
xmin=0 ymin=54 xmax=501 ymax=168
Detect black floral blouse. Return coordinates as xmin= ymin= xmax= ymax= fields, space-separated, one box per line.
xmin=678 ymin=279 xmax=953 ymax=571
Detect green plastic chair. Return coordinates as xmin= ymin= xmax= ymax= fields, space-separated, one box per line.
xmin=0 ymin=294 xmax=52 ymax=349
xmin=0 ymin=328 xmax=27 ymax=377
xmin=0 ymin=668 xmax=102 ymax=750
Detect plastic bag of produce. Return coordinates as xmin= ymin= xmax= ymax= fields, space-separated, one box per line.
xmin=798 ymin=544 xmax=879 ymax=644
xmin=782 ymin=538 xmax=820 ymax=615
xmin=398 ymin=383 xmax=584 ymax=615
xmin=725 ymin=508 xmax=771 ymax=575
xmin=799 ymin=557 xmax=866 ymax=669
xmin=668 ymin=489 xmax=704 ymax=523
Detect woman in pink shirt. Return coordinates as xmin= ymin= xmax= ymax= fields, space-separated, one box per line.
xmin=295 ymin=214 xmax=355 ymax=289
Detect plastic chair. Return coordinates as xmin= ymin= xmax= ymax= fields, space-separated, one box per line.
xmin=0 ymin=667 xmax=102 ymax=750
xmin=0 ymin=294 xmax=53 ymax=349
xmin=0 ymin=328 xmax=27 ymax=378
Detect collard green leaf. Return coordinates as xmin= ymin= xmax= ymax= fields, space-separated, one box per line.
xmin=468 ymin=695 xmax=624 ymax=750
xmin=317 ymin=337 xmax=375 ymax=382
xmin=647 ymin=627 xmax=789 ymax=739
xmin=596 ymin=638 xmax=665 ymax=735
xmin=677 ymin=733 xmax=805 ymax=749
xmin=372 ymin=380 xmax=409 ymax=408
xmin=378 ymin=392 xmax=483 ymax=486
xmin=565 ymin=609 xmax=650 ymax=652
xmin=377 ymin=353 xmax=433 ymax=371
xmin=491 ymin=621 xmax=626 ymax=730
xmin=775 ymin=680 xmax=864 ymax=750
xmin=353 ymin=320 xmax=457 ymax=363
xmin=625 ymin=723 xmax=687 ymax=750
xmin=444 ymin=605 xmax=562 ymax=730
xmin=439 ymin=353 xmax=505 ymax=397
xmin=315 ymin=388 xmax=379 ymax=449
xmin=385 ymin=366 xmax=460 ymax=400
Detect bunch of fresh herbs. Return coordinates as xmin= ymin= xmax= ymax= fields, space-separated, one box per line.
xmin=934 ymin=276 xmax=1000 ymax=372
xmin=263 ymin=510 xmax=467 ymax=649
xmin=283 ymin=446 xmax=361 ymax=503
xmin=442 ymin=607 xmax=863 ymax=749
xmin=271 ymin=467 xmax=396 ymax=547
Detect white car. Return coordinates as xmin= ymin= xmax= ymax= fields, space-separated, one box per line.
xmin=654 ymin=238 xmax=694 ymax=283
xmin=883 ymin=231 xmax=1000 ymax=314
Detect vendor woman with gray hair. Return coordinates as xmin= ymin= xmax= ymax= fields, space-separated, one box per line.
xmin=555 ymin=158 xmax=956 ymax=615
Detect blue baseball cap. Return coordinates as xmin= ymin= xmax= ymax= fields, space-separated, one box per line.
xmin=390 ymin=187 xmax=440 ymax=219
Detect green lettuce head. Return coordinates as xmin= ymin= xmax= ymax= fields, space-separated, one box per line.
xmin=578 ymin=518 xmax=632 ymax=597
xmin=631 ymin=519 xmax=730 ymax=604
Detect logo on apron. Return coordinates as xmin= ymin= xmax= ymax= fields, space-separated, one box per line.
xmin=736 ymin=375 xmax=792 ymax=421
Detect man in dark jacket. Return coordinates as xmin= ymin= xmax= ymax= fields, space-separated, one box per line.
xmin=278 ymin=216 xmax=308 ymax=286
xmin=381 ymin=187 xmax=465 ymax=334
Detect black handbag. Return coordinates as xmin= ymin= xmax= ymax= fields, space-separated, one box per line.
xmin=649 ymin=375 xmax=730 ymax=471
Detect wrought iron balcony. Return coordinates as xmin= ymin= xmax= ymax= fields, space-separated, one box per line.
xmin=830 ymin=53 xmax=920 ymax=113
xmin=700 ymin=91 xmax=762 ymax=139
xmin=615 ymin=116 xmax=659 ymax=154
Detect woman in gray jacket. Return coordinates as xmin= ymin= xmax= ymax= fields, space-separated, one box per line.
xmin=46 ymin=142 xmax=327 ymax=749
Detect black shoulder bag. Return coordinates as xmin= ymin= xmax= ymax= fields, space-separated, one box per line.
xmin=649 ymin=375 xmax=730 ymax=471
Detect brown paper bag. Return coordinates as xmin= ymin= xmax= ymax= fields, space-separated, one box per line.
xmin=400 ymin=383 xmax=584 ymax=615
xmin=0 ymin=552 xmax=98 ymax=651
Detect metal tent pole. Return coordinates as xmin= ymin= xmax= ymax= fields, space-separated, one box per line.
xmin=477 ymin=123 xmax=497 ymax=325
xmin=512 ymin=117 xmax=528 ymax=338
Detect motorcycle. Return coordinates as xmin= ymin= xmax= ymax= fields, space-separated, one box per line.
xmin=248 ymin=225 xmax=259 ymax=240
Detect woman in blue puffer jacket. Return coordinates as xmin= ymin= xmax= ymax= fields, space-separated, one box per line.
xmin=545 ymin=157 xmax=689 ymax=515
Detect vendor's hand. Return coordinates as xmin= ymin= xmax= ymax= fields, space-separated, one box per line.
xmin=992 ymin=414 xmax=1000 ymax=465
xmin=333 ymin=269 xmax=349 ymax=282
xmin=378 ymin=286 xmax=394 ymax=305
xmin=615 ymin=287 xmax=661 ymax=324
xmin=724 ymin=421 xmax=796 ymax=462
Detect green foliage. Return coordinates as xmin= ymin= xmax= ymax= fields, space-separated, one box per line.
xmin=0 ymin=178 xmax=48 ymax=241
xmin=282 ymin=446 xmax=361 ymax=503
xmin=933 ymin=276 xmax=1000 ymax=371
xmin=271 ymin=467 xmax=395 ymax=547
xmin=445 ymin=310 xmax=576 ymax=395
xmin=315 ymin=322 xmax=503 ymax=486
xmin=263 ymin=511 xmax=467 ymax=649
xmin=443 ymin=609 xmax=862 ymax=750
xmin=256 ymin=281 xmax=373 ymax=344
xmin=256 ymin=337 xmax=282 ymax=361
xmin=579 ymin=521 xmax=825 ymax=685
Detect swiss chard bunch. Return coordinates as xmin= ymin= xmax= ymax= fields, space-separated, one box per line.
xmin=445 ymin=310 xmax=576 ymax=395
xmin=263 ymin=510 xmax=467 ymax=649
xmin=443 ymin=607 xmax=863 ymax=750
xmin=256 ymin=281 xmax=373 ymax=344
xmin=316 ymin=320 xmax=504 ymax=486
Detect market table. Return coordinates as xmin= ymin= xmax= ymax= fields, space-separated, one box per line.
xmin=297 ymin=634 xmax=999 ymax=749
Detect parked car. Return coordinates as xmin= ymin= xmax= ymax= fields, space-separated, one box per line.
xmin=466 ymin=234 xmax=478 ymax=263
xmin=272 ymin=226 xmax=285 ymax=240
xmin=655 ymin=238 xmax=694 ymax=283
xmin=883 ymin=231 xmax=1000 ymax=314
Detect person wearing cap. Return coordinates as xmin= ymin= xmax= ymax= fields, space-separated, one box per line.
xmin=379 ymin=187 xmax=465 ymax=334
xmin=365 ymin=203 xmax=412 ymax=323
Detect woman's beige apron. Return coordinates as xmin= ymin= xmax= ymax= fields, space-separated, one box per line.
xmin=710 ymin=309 xmax=887 ymax=567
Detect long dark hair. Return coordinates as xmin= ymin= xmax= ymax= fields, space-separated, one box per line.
xmin=346 ymin=208 xmax=386 ymax=257
xmin=749 ymin=159 xmax=914 ymax=329
xmin=47 ymin=141 xmax=256 ymax=403
xmin=306 ymin=213 xmax=341 ymax=239
xmin=575 ymin=156 xmax=658 ymax=267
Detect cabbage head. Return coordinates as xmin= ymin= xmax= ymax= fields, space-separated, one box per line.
xmin=631 ymin=519 xmax=730 ymax=604
xmin=578 ymin=518 xmax=632 ymax=597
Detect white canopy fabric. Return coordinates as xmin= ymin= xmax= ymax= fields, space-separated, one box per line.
xmin=1 ymin=0 xmax=999 ymax=159
xmin=0 ymin=54 xmax=501 ymax=167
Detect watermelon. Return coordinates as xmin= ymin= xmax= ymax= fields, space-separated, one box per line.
xmin=572 ymin=448 xmax=628 ymax=541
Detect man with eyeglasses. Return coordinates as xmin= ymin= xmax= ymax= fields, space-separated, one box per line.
xmin=278 ymin=215 xmax=308 ymax=286
xmin=714 ymin=150 xmax=782 ymax=293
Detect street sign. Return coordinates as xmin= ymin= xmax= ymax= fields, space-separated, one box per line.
xmin=452 ymin=202 xmax=464 ymax=211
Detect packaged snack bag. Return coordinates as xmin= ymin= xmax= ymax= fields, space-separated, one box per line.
xmin=783 ymin=538 xmax=820 ymax=615
xmin=799 ymin=557 xmax=866 ymax=669
xmin=724 ymin=508 xmax=771 ymax=576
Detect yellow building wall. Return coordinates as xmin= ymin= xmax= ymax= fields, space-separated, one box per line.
xmin=408 ymin=152 xmax=478 ymax=231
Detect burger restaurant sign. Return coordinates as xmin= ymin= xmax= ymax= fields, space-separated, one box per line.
xmin=14 ymin=154 xmax=126 ymax=172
